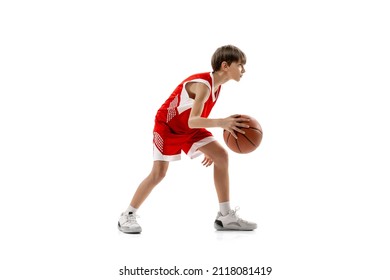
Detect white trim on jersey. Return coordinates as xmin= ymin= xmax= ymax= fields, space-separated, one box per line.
xmin=153 ymin=143 xmax=181 ymax=161
xmin=177 ymin=74 xmax=215 ymax=114
xmin=187 ymin=136 xmax=216 ymax=159
xmin=210 ymin=72 xmax=217 ymax=102
xmin=177 ymin=84 xmax=195 ymax=114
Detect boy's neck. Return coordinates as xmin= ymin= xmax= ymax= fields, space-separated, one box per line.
xmin=212 ymin=71 xmax=230 ymax=89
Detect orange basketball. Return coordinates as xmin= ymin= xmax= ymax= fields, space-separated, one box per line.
xmin=223 ymin=115 xmax=263 ymax=154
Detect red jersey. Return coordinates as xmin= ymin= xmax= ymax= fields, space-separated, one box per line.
xmin=155 ymin=72 xmax=221 ymax=134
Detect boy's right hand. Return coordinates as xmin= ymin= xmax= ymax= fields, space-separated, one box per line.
xmin=220 ymin=114 xmax=250 ymax=139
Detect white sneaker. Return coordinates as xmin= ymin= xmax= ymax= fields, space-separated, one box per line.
xmin=214 ymin=207 xmax=257 ymax=231
xmin=118 ymin=212 xmax=142 ymax=234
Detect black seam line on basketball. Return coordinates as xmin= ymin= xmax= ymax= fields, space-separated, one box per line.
xmin=226 ymin=131 xmax=231 ymax=143
xmin=227 ymin=132 xmax=241 ymax=152
xmin=226 ymin=132 xmax=240 ymax=152
xmin=248 ymin=127 xmax=263 ymax=133
xmin=242 ymin=133 xmax=257 ymax=147
xmin=235 ymin=137 xmax=241 ymax=152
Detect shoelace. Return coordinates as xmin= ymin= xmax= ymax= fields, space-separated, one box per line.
xmin=230 ymin=207 xmax=250 ymax=224
xmin=125 ymin=213 xmax=139 ymax=224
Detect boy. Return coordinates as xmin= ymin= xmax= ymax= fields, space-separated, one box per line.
xmin=118 ymin=45 xmax=257 ymax=233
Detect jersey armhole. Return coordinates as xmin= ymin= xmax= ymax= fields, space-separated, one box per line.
xmin=184 ymin=79 xmax=211 ymax=100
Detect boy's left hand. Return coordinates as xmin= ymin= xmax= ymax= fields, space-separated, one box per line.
xmin=201 ymin=155 xmax=213 ymax=167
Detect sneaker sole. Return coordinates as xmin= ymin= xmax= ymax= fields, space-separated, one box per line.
xmin=214 ymin=222 xmax=256 ymax=231
xmin=118 ymin=222 xmax=142 ymax=234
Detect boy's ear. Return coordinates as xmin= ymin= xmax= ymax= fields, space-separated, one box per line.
xmin=221 ymin=61 xmax=229 ymax=70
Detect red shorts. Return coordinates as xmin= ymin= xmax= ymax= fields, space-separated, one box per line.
xmin=153 ymin=122 xmax=215 ymax=161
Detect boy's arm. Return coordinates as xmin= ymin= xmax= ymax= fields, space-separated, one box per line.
xmin=188 ymin=83 xmax=219 ymax=128
xmin=188 ymin=83 xmax=249 ymax=138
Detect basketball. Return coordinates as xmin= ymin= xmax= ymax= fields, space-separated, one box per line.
xmin=223 ymin=114 xmax=263 ymax=154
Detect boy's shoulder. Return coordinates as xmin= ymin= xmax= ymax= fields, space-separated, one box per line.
xmin=182 ymin=72 xmax=212 ymax=83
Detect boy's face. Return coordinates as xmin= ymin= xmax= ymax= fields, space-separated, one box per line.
xmin=227 ymin=60 xmax=246 ymax=82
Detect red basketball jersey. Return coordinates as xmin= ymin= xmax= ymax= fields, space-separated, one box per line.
xmin=155 ymin=72 xmax=221 ymax=134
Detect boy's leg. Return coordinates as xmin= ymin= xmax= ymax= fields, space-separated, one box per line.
xmin=118 ymin=160 xmax=169 ymax=234
xmin=129 ymin=160 xmax=169 ymax=209
xmin=198 ymin=141 xmax=257 ymax=231
xmin=197 ymin=141 xmax=229 ymax=203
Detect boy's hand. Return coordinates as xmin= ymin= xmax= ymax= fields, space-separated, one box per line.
xmin=220 ymin=114 xmax=250 ymax=139
xmin=201 ymin=155 xmax=213 ymax=167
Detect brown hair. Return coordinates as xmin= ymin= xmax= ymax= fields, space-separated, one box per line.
xmin=211 ymin=45 xmax=247 ymax=72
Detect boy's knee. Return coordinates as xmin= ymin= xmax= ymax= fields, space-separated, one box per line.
xmin=213 ymin=147 xmax=229 ymax=166
xmin=150 ymin=165 xmax=168 ymax=183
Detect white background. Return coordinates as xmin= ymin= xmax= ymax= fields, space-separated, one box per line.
xmin=1 ymin=0 xmax=389 ymax=279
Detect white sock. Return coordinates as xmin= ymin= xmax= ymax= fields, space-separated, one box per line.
xmin=125 ymin=205 xmax=138 ymax=214
xmin=219 ymin=201 xmax=231 ymax=216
